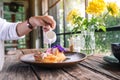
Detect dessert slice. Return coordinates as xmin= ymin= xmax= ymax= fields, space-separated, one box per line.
xmin=34 ymin=45 xmax=66 ymax=63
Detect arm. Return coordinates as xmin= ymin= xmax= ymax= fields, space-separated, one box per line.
xmin=16 ymin=16 xmax=56 ymax=37
xmin=0 ymin=15 xmax=56 ymax=40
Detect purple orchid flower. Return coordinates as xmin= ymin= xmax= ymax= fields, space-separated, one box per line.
xmin=52 ymin=44 xmax=65 ymax=52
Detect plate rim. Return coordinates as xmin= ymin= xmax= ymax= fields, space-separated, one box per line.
xmin=20 ymin=52 xmax=87 ymax=65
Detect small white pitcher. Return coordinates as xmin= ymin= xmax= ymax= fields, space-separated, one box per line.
xmin=44 ymin=30 xmax=57 ymax=47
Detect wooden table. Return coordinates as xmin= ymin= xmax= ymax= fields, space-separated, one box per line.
xmin=0 ymin=49 xmax=120 ymax=80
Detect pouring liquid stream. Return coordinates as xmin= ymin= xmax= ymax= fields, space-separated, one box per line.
xmin=48 ymin=39 xmax=52 ymax=48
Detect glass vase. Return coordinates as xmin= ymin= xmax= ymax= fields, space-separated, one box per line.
xmin=81 ymin=31 xmax=95 ymax=56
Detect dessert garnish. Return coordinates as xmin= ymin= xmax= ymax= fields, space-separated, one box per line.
xmin=52 ymin=44 xmax=65 ymax=52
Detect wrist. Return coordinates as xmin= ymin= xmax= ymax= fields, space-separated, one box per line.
xmin=27 ymin=17 xmax=38 ymax=29
xmin=27 ymin=18 xmax=34 ymax=30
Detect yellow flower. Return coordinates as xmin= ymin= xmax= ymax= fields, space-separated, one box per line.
xmin=86 ymin=0 xmax=106 ymax=16
xmin=66 ymin=9 xmax=81 ymax=24
xmin=107 ymin=2 xmax=119 ymax=17
xmin=66 ymin=0 xmax=120 ymax=33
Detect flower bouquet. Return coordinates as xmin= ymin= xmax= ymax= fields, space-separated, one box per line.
xmin=67 ymin=0 xmax=120 ymax=55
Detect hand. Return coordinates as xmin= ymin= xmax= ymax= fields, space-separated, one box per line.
xmin=29 ymin=15 xmax=56 ymax=32
xmin=16 ymin=15 xmax=56 ymax=37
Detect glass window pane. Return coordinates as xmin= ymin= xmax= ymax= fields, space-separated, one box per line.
xmin=102 ymin=0 xmax=120 ymax=28
xmin=58 ymin=0 xmax=64 ymax=33
xmin=65 ymin=34 xmax=75 ymax=47
xmin=55 ymin=35 xmax=64 ymax=47
xmin=4 ymin=13 xmax=12 ymax=21
xmin=105 ymin=16 xmax=120 ymax=28
xmin=96 ymin=31 xmax=120 ymax=54
xmin=57 ymin=0 xmax=85 ymax=33
xmin=65 ymin=0 xmax=85 ymax=33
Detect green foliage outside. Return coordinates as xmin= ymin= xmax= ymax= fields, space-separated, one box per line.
xmin=95 ymin=14 xmax=120 ymax=54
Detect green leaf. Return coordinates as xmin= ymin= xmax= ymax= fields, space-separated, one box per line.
xmin=99 ymin=26 xmax=106 ymax=32
xmin=72 ymin=27 xmax=79 ymax=33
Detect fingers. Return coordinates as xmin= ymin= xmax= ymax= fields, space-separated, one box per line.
xmin=30 ymin=15 xmax=56 ymax=31
xmin=42 ymin=25 xmax=51 ymax=32
xmin=42 ymin=16 xmax=56 ymax=30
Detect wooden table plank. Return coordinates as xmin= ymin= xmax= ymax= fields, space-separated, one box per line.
xmin=31 ymin=66 xmax=77 ymax=80
xmin=0 ymin=50 xmax=38 ymax=80
xmin=80 ymin=55 xmax=120 ymax=80
xmin=31 ymin=64 xmax=113 ymax=80
xmin=62 ymin=64 xmax=112 ymax=80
